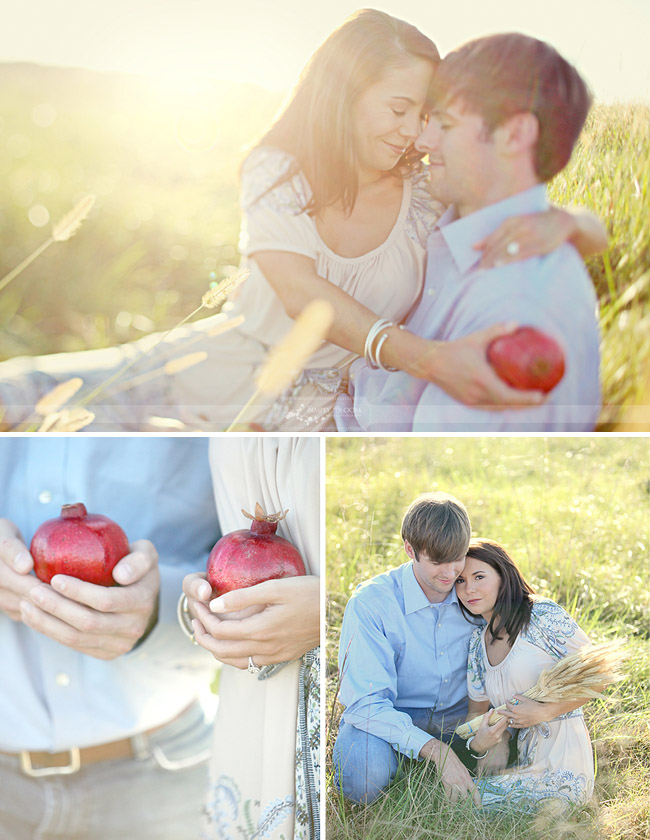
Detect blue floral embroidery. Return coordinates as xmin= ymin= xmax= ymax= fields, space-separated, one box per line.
xmin=467 ymin=626 xmax=487 ymax=699
xmin=476 ymin=768 xmax=591 ymax=812
xmin=202 ymin=775 xmax=294 ymax=840
xmin=522 ymin=599 xmax=581 ymax=659
xmin=405 ymin=166 xmax=445 ymax=248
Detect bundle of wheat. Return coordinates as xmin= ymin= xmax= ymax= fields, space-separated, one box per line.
xmin=457 ymin=640 xmax=627 ymax=739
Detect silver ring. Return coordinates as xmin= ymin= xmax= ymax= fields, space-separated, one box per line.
xmin=176 ymin=594 xmax=197 ymax=645
xmin=247 ymin=656 xmax=261 ymax=675
xmin=508 ymin=718 xmax=514 ymax=725
xmin=506 ymin=241 xmax=520 ymax=256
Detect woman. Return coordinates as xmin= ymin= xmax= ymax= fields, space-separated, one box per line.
xmin=455 ymin=539 xmax=595 ymax=811
xmin=0 ymin=10 xmax=605 ymax=431
xmin=181 ymin=437 xmax=320 ymax=840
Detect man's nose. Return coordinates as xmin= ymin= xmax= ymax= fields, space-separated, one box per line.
xmin=414 ymin=121 xmax=439 ymax=154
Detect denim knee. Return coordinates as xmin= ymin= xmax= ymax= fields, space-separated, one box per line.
xmin=332 ymin=722 xmax=399 ymax=804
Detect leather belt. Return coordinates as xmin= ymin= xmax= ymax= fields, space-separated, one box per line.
xmin=2 ymin=707 xmax=190 ymax=777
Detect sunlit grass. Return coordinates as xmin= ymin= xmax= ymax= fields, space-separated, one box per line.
xmin=325 ymin=437 xmax=650 ymax=840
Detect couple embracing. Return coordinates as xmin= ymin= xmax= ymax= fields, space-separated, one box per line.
xmin=334 ymin=492 xmax=596 ymax=810
xmin=0 ymin=10 xmax=602 ymax=432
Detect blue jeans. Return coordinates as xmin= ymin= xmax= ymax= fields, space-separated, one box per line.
xmin=332 ymin=706 xmax=463 ymax=805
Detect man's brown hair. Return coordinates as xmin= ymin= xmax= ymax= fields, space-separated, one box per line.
xmin=431 ymin=33 xmax=592 ymax=181
xmin=401 ymin=492 xmax=471 ymax=564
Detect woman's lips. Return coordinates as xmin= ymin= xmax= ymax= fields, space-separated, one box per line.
xmin=385 ymin=141 xmax=406 ymax=155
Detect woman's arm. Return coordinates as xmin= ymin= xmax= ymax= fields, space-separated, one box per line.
xmin=504 ymin=691 xmax=603 ymax=728
xmin=253 ymin=251 xmax=544 ymax=407
xmin=476 ymin=207 xmax=608 ymax=268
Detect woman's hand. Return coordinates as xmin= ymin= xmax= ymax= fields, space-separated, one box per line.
xmin=189 ymin=575 xmax=320 ymax=669
xmin=475 ymin=207 xmax=607 ymax=269
xmin=412 ymin=324 xmax=546 ymax=408
xmin=503 ymin=694 xmax=552 ymax=728
xmin=469 ymin=708 xmax=511 ymax=754
xmin=476 ymin=738 xmax=510 ymax=777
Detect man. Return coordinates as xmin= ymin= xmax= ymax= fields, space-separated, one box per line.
xmin=0 ymin=437 xmax=219 ymax=840
xmin=333 ymin=492 xmax=491 ymax=805
xmin=336 ymin=33 xmax=601 ymax=432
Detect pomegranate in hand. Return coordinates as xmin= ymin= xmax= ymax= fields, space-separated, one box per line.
xmin=487 ymin=326 xmax=565 ymax=394
xmin=31 ymin=503 xmax=130 ymax=586
xmin=207 ymin=503 xmax=306 ymax=602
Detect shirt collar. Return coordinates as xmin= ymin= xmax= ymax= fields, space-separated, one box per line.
xmin=435 ymin=184 xmax=549 ymax=274
xmin=403 ymin=562 xmax=461 ymax=615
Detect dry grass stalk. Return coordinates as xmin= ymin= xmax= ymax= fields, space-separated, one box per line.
xmin=201 ymin=267 xmax=249 ymax=309
xmin=34 ymin=377 xmax=84 ymax=416
xmin=163 ymin=351 xmax=208 ymax=375
xmin=223 ymin=299 xmax=334 ymax=431
xmin=52 ymin=195 xmax=96 ymax=242
xmin=457 ymin=640 xmax=627 ymax=738
xmin=37 ymin=408 xmax=95 ymax=433
xmin=256 ymin=299 xmax=334 ymax=396
xmin=0 ymin=193 xmax=96 ymax=294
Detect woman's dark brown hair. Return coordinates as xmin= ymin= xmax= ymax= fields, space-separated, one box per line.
xmin=460 ymin=538 xmax=535 ymax=646
xmin=249 ymin=8 xmax=439 ymax=215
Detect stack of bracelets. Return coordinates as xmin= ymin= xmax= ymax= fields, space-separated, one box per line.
xmin=363 ymin=318 xmax=401 ymax=371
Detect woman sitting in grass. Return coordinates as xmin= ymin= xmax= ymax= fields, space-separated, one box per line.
xmin=455 ymin=539 xmax=595 ymax=810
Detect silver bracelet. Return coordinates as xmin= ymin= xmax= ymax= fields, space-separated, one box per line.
xmin=176 ymin=593 xmax=198 ymax=645
xmin=466 ymin=734 xmax=489 ymax=759
xmin=364 ymin=318 xmax=394 ymax=369
xmin=374 ymin=331 xmax=398 ymax=372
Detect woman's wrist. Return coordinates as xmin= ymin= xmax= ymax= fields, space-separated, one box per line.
xmin=380 ymin=327 xmax=444 ymax=382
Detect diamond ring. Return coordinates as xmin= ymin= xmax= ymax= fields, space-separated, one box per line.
xmin=506 ymin=241 xmax=520 ymax=256
xmin=247 ymin=656 xmax=261 ymax=675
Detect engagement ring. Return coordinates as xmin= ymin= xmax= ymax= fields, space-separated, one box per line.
xmin=506 ymin=241 xmax=520 ymax=256
xmin=247 ymin=656 xmax=261 ymax=675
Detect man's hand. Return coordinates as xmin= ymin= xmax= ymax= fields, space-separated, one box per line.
xmin=19 ymin=540 xmax=160 ymax=660
xmin=0 ymin=518 xmax=40 ymax=621
xmin=185 ymin=575 xmax=320 ymax=669
xmin=419 ymin=738 xmax=481 ymax=805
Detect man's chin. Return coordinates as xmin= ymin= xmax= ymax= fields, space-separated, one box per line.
xmin=425 ymin=165 xmax=450 ymax=204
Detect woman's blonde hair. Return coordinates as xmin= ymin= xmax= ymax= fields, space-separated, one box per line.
xmin=250 ymin=8 xmax=439 ymax=214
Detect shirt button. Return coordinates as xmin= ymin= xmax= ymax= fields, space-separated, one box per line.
xmin=444 ymin=679 xmax=448 ymax=683
xmin=38 ymin=490 xmax=53 ymax=504
xmin=427 ymin=288 xmax=435 ymax=296
xmin=55 ymin=672 xmax=70 ymax=687
xmin=439 ymin=651 xmax=444 ymax=656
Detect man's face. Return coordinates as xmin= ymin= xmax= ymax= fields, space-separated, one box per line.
xmin=415 ymin=99 xmax=500 ymax=217
xmin=406 ymin=541 xmax=466 ymax=603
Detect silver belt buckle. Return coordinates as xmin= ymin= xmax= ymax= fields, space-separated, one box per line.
xmin=19 ymin=747 xmax=81 ymax=777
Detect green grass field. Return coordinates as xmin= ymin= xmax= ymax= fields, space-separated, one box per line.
xmin=326 ymin=437 xmax=650 ymax=839
xmin=0 ymin=65 xmax=648 ymax=427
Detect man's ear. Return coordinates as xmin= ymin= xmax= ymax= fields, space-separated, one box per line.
xmin=404 ymin=540 xmax=416 ymax=561
xmin=496 ymin=111 xmax=539 ymax=155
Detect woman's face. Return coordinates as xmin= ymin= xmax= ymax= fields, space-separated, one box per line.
xmin=455 ymin=556 xmax=502 ymax=620
xmin=351 ymin=57 xmax=434 ymax=180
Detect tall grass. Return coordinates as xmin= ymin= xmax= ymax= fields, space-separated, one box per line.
xmin=326 ymin=437 xmax=650 ymax=839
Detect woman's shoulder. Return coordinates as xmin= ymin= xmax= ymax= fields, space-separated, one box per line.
xmin=405 ymin=163 xmax=445 ymax=247
xmin=240 ymin=146 xmax=311 ymax=213
xmin=523 ymin=597 xmax=582 ymax=656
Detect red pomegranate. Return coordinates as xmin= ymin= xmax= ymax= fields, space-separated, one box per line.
xmin=31 ymin=503 xmax=130 ymax=586
xmin=207 ymin=503 xmax=306 ymax=597
xmin=487 ymin=326 xmax=566 ymax=393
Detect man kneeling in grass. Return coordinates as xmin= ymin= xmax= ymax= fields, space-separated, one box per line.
xmin=333 ymin=491 xmax=487 ymax=804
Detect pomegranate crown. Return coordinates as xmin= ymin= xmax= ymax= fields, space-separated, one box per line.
xmin=241 ymin=502 xmax=288 ymax=523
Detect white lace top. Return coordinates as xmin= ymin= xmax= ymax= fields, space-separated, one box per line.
xmin=232 ymin=146 xmax=443 ymax=369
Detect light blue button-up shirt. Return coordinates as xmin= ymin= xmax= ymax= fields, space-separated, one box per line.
xmin=336 ymin=185 xmax=601 ymax=431
xmin=0 ymin=438 xmax=218 ymax=752
xmin=338 ymin=562 xmax=480 ymax=758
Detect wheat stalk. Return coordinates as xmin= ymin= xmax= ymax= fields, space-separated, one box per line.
xmin=457 ymin=640 xmax=627 ymax=738
xmin=34 ymin=378 xmax=84 ymax=416
xmin=224 ymin=299 xmax=334 ymax=432
xmin=0 ymin=195 xmax=96 ymax=293
xmin=37 ymin=408 xmax=96 ymax=433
